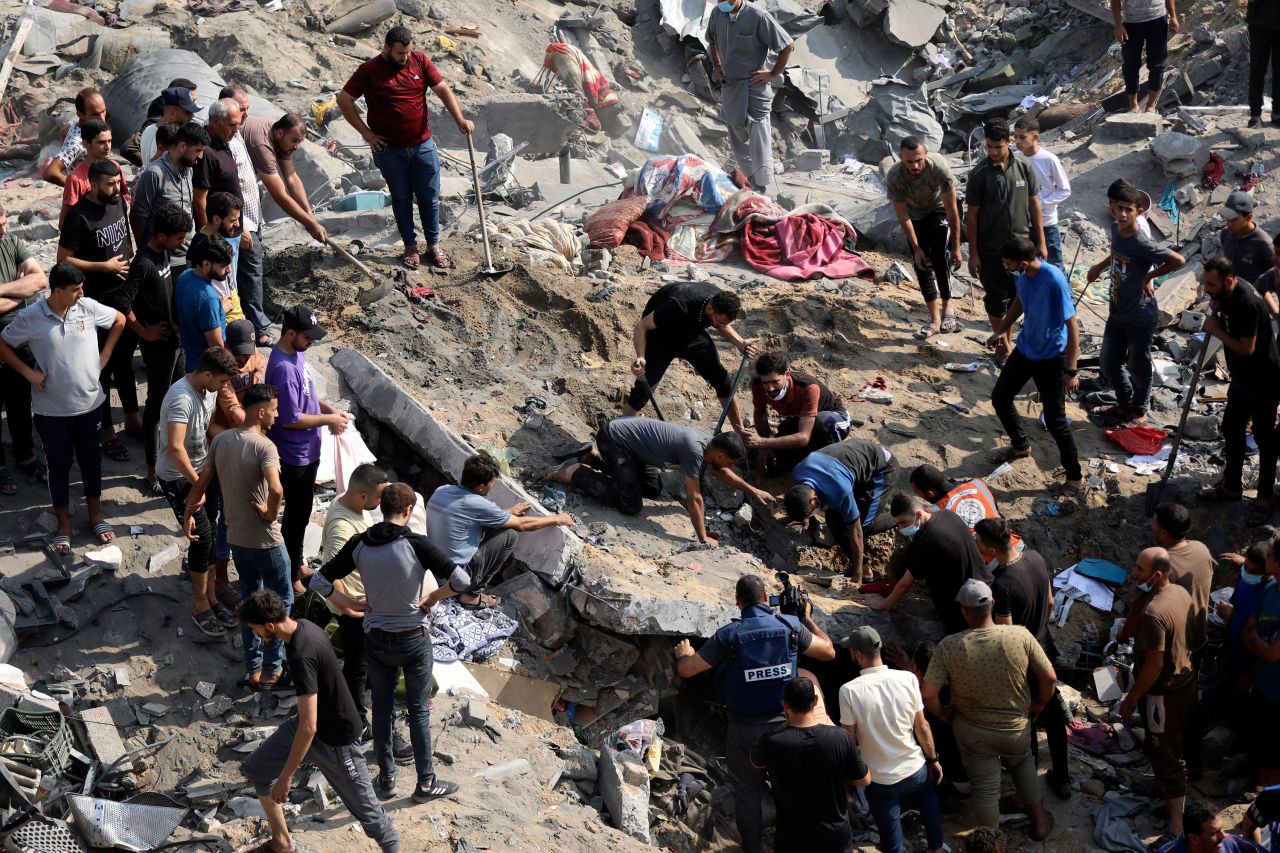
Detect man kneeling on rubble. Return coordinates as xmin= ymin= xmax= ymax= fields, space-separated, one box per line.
xmin=742 ymin=351 xmax=851 ymax=475
xmin=240 ymin=589 xmax=400 ymax=853
xmin=543 ymin=417 xmax=771 ymax=547
xmin=909 ymin=464 xmax=1019 ymax=548
xmin=674 ymin=574 xmax=835 ymax=853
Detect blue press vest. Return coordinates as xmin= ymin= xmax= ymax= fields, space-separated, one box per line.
xmin=716 ymin=603 xmax=802 ymax=718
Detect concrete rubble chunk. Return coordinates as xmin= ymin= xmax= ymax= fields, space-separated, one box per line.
xmin=474 ymin=758 xmax=533 ymax=781
xmin=76 ymin=705 xmax=132 ymax=771
xmin=793 ymin=149 xmax=826 ymax=171
xmin=1155 ymin=265 xmax=1203 ymax=327
xmin=203 ymin=696 xmax=234 ymax=717
xmin=195 ymin=681 xmax=216 ymax=700
xmin=431 ymin=94 xmax=586 ymax=157
xmin=1149 ymin=131 xmax=1211 ymax=178
xmin=882 ymin=0 xmax=945 ymax=47
xmin=598 ymin=746 xmax=651 ymax=843
xmin=557 ymin=745 xmax=599 ymax=781
xmin=323 ymin=0 xmax=396 ymax=34
xmin=493 ymin=572 xmax=577 ymax=650
xmin=141 ymin=702 xmax=170 ymax=717
xmin=1096 ymin=112 xmax=1163 ymax=141
xmin=461 ymin=698 xmax=489 ymax=728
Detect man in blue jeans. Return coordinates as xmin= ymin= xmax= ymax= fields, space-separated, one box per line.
xmin=336 ymin=25 xmax=474 ymax=271
xmin=311 ymin=483 xmax=466 ymax=805
xmin=187 ymin=383 xmax=293 ymax=689
xmin=839 ymin=627 xmax=945 ymax=853
xmin=1086 ymin=185 xmax=1184 ymax=429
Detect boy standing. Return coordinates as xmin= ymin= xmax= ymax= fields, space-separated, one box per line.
xmin=1086 ymin=185 xmax=1184 ymax=429
xmin=1013 ymin=117 xmax=1072 ymax=271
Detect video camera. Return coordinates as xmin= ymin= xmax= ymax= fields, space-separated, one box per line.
xmin=768 ymin=572 xmax=809 ymax=618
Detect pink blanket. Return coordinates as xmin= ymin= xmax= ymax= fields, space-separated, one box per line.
xmin=740 ymin=212 xmax=872 ymax=282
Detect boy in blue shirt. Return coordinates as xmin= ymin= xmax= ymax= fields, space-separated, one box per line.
xmin=986 ymin=235 xmax=1082 ymax=497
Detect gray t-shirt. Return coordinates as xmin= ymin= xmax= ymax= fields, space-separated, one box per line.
xmin=885 ymin=153 xmax=954 ymax=220
xmin=1120 ymin=0 xmax=1166 ymax=23
xmin=426 ymin=484 xmax=512 ymax=566
xmin=0 ymin=296 xmax=117 ymax=417
xmin=156 ymin=377 xmax=215 ymax=482
xmin=706 ymin=2 xmax=793 ymax=82
xmin=1107 ymin=222 xmax=1172 ymax=323
xmin=604 ymin=417 xmax=707 ymax=479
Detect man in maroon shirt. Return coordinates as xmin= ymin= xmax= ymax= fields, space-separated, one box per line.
xmin=337 ymin=25 xmax=473 ymax=271
xmin=743 ymin=351 xmax=851 ymax=474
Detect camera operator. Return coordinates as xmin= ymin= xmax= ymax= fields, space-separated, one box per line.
xmin=674 ymin=574 xmax=836 ymax=853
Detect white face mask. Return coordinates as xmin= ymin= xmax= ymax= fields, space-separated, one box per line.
xmin=768 ymin=383 xmax=788 ymax=402
xmin=987 ymin=556 xmax=1000 ymax=572
xmin=1241 ymin=569 xmax=1264 ymax=586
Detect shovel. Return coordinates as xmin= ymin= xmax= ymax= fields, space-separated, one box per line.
xmin=325 ymin=238 xmax=391 ymax=306
xmin=466 ymin=133 xmax=512 ymax=279
xmin=637 ymin=377 xmax=666 ymax=421
xmin=698 ymin=349 xmax=752 ymax=483
xmin=1144 ymin=335 xmax=1221 ymax=514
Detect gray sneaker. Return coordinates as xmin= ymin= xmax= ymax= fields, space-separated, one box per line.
xmin=393 ymin=730 xmax=414 ymax=766
xmin=412 ymin=776 xmax=459 ymax=804
xmin=374 ymin=773 xmax=396 ymax=801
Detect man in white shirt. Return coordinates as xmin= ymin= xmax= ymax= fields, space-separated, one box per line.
xmin=839 ymin=627 xmax=945 ymax=853
xmin=1014 ymin=116 xmax=1072 ymax=272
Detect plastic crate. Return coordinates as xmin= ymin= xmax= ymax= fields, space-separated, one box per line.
xmin=0 ymin=708 xmax=72 ymax=775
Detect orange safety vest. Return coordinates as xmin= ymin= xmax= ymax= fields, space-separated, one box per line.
xmin=935 ymin=479 xmax=1023 ymax=548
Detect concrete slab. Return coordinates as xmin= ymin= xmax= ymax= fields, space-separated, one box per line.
xmin=76 ymin=705 xmax=131 ymax=771
xmin=430 ymin=94 xmax=585 ymax=157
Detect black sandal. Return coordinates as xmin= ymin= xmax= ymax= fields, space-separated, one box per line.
xmin=192 ymin=609 xmax=227 ymax=637
xmin=101 ymin=436 xmax=131 ymax=462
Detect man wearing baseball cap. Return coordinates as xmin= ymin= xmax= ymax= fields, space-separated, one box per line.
xmin=920 ymin=579 xmax=1056 ymax=840
xmin=266 ymin=306 xmax=349 ymax=592
xmin=140 ymin=86 xmax=198 ymax=165
xmin=838 ymin=626 xmax=945 ymax=853
xmin=1221 ymin=190 xmax=1274 ymax=286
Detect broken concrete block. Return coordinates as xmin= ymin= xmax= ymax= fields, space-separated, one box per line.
xmin=1155 ymin=265 xmax=1203 ymax=327
xmin=557 ymin=745 xmax=599 ymax=781
xmin=474 ymin=758 xmax=532 ymax=781
xmin=598 ymin=746 xmax=651 ymax=843
xmin=203 ymin=696 xmax=233 ymax=717
xmin=882 ymin=0 xmax=945 ymax=47
xmin=1183 ymin=415 xmax=1220 ymax=441
xmin=1096 ymin=112 xmax=1163 ymax=141
xmin=1149 ymin=131 xmax=1211 ymax=178
xmin=76 ymin=705 xmax=132 ymax=771
xmin=111 ymin=669 xmax=130 ymax=689
xmin=461 ymin=699 xmax=489 ymax=728
xmin=431 ymin=94 xmax=586 ymax=157
xmin=733 ymin=503 xmax=754 ymax=530
xmin=148 ymin=543 xmax=181 ymax=574
xmin=141 ymin=702 xmax=170 ymax=717
xmin=492 ymin=571 xmax=577 ymax=650
xmin=323 ymin=0 xmax=395 ymax=34
xmin=792 ymin=149 xmax=826 ymax=171
xmin=663 ymin=114 xmax=714 ymax=162
xmin=1227 ymin=125 xmax=1266 ymax=150
xmin=195 ymin=681 xmax=216 ymax=700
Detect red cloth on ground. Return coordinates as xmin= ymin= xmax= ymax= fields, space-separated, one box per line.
xmin=1105 ymin=426 xmax=1170 ymax=455
xmin=623 ymin=217 xmax=670 ymax=261
xmin=739 ymin=212 xmax=872 ymax=281
xmin=585 ymin=196 xmax=648 ymax=249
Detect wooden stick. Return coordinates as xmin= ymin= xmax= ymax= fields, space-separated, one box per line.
xmin=0 ymin=8 xmax=34 ymax=108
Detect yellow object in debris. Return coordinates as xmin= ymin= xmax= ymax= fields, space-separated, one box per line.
xmin=436 ymin=33 xmax=459 ymax=54
xmin=310 ymin=96 xmax=337 ymax=127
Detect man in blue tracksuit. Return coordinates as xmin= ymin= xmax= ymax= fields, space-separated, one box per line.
xmin=674 ymin=575 xmax=835 ymax=853
xmin=783 ymin=437 xmax=905 ymax=583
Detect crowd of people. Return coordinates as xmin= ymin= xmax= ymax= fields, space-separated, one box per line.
xmin=0 ymin=6 xmax=1276 ymax=852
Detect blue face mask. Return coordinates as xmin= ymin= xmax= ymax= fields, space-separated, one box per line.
xmin=1137 ymin=581 xmax=1152 ymax=593
xmin=1242 ymin=570 xmax=1264 ymax=586
xmin=900 ymin=523 xmax=920 ymax=538
xmin=717 ymin=1 xmax=734 ymax=11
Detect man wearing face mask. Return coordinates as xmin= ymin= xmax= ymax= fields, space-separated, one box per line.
xmin=863 ymin=493 xmax=984 ymax=635
xmin=986 ymin=236 xmax=1083 ymax=498
xmin=1218 ymin=543 xmax=1269 ymax=684
xmin=743 ymin=351 xmax=850 ymax=475
xmin=706 ymin=0 xmax=793 ymax=193
xmin=974 ymin=518 xmax=1071 ymax=801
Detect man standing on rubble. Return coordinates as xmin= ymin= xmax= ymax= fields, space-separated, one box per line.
xmin=43 ymin=86 xmax=107 ymax=187
xmin=783 ymin=437 xmax=906 ymax=584
xmin=0 ymin=202 xmax=47 ymax=496
xmin=337 ymin=25 xmax=474 ymax=271
xmin=966 ymin=120 xmax=1046 ymax=358
xmin=886 ymin=136 xmax=963 ymax=340
xmin=239 ymin=589 xmax=401 ymax=853
xmin=131 ymin=122 xmax=208 ymax=281
xmin=1219 ymin=191 xmax=1274 ymax=286
xmin=1198 ymin=257 xmax=1280 ymax=525
xmin=1121 ymin=547 xmax=1195 ymax=838
xmin=743 ymin=351 xmax=850 ymax=474
xmin=706 ymin=0 xmax=793 ymax=193
xmin=675 ymin=574 xmax=835 ymax=853
xmin=194 ymin=98 xmax=245 ymax=228
xmin=1112 ymin=0 xmax=1178 ymax=114
xmin=623 ymin=282 xmax=756 ymax=431
xmin=242 ymin=113 xmax=327 ymax=246
xmin=221 ymin=86 xmax=272 ymax=346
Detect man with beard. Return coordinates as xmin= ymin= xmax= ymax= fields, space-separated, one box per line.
xmin=241 ymin=113 xmax=326 ymax=246
xmin=199 ymin=192 xmax=246 ymax=323
xmin=337 ymin=25 xmax=473 ymax=270
xmin=57 ymin=158 xmax=137 ymax=460
xmin=174 ymin=233 xmax=233 ymax=372
xmin=132 ymin=121 xmax=207 ymax=281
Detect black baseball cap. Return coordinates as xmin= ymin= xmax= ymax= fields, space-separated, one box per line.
xmin=161 ymin=86 xmax=199 ymax=114
xmin=225 ymin=319 xmax=256 ymax=356
xmin=280 ymin=305 xmax=326 ymax=340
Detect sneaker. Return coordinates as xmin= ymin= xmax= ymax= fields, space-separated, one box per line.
xmin=1249 ymin=115 xmax=1263 ymax=129
xmin=412 ymin=776 xmax=459 ymax=804
xmin=393 ymin=730 xmax=414 ymax=766
xmin=374 ymin=773 xmax=396 ymax=801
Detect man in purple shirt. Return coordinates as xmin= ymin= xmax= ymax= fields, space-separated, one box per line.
xmin=265 ymin=305 xmax=348 ymax=591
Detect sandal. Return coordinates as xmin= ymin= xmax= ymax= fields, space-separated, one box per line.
xmin=990 ymin=446 xmax=1032 ymax=464
xmin=402 ymin=248 xmax=421 ymax=270
xmin=1200 ymin=484 xmax=1243 ymax=503
xmin=16 ymin=458 xmax=46 ymax=483
xmin=101 ymin=436 xmax=131 ymax=462
xmin=1113 ymin=414 xmax=1148 ymax=430
xmin=255 ymin=335 xmax=273 ymax=347
xmin=141 ymin=476 xmax=164 ymax=497
xmin=1089 ymin=403 xmax=1125 ymax=419
xmin=426 ymin=246 xmax=452 ymax=269
xmin=245 ymin=841 xmax=296 ymax=853
xmin=0 ymin=470 xmax=15 ymax=496
xmin=91 ymin=522 xmax=115 ymax=544
xmin=913 ymin=324 xmax=940 ymax=340
xmin=192 ymin=609 xmax=227 ymax=638
xmin=218 ymin=586 xmax=242 ymax=609
xmin=212 ymin=602 xmax=238 ymax=627
xmin=459 ymin=593 xmax=500 ymax=610
xmin=50 ymin=534 xmax=71 ymax=554
xmin=1053 ymin=480 xmax=1083 ymax=498
xmin=940 ymin=315 xmax=962 ymax=333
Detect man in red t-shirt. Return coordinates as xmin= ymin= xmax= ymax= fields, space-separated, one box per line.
xmin=743 ymin=351 xmax=850 ymax=474
xmin=59 ymin=119 xmax=116 ymax=229
xmin=336 ymin=25 xmax=473 ymax=271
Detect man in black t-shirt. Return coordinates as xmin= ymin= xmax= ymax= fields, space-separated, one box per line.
xmin=751 ymin=676 xmax=869 ymax=853
xmin=194 ymin=98 xmax=244 ymax=226
xmin=1201 ymin=256 xmax=1280 ymax=525
xmin=120 ymin=204 xmax=190 ymax=487
xmin=623 ymin=282 xmax=757 ymax=431
xmin=239 ymin=590 xmax=400 ymax=853
xmin=974 ymin=517 xmax=1071 ymax=800
xmin=57 ymin=158 xmax=138 ymax=455
xmin=865 ymin=494 xmax=981 ymax=634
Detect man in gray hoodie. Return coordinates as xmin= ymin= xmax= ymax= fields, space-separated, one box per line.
xmin=310 ymin=483 xmax=466 ymax=805
xmin=131 ymin=122 xmax=208 ymax=279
